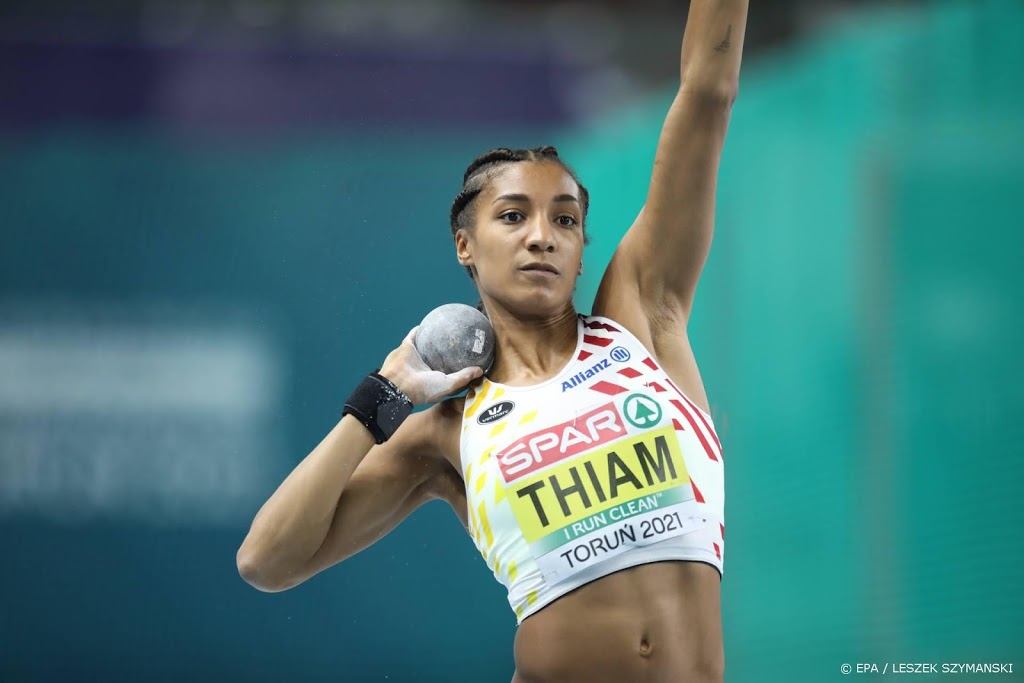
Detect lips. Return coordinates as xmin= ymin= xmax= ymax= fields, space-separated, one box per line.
xmin=520 ymin=262 xmax=559 ymax=275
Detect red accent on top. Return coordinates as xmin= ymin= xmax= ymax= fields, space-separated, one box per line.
xmin=672 ymin=419 xmax=685 ymax=431
xmin=582 ymin=334 xmax=614 ymax=348
xmin=713 ymin=542 xmax=721 ymax=560
xmin=664 ymin=378 xmax=722 ymax=454
xmin=691 ymin=479 xmax=705 ymax=503
xmin=577 ymin=350 xmax=593 ymax=361
xmin=584 ymin=320 xmax=622 ymax=333
xmin=647 ymin=381 xmax=667 ymax=393
xmin=720 ymin=523 xmax=725 ymax=540
xmin=670 ymin=399 xmax=720 ymax=462
xmin=642 ymin=357 xmax=659 ymax=371
xmin=617 ymin=367 xmax=642 ymax=379
xmin=589 ymin=381 xmax=628 ymax=396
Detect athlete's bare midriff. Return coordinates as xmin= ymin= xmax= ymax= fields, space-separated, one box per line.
xmin=509 ymin=560 xmax=724 ymax=683
xmin=434 ymin=339 xmax=723 ymax=683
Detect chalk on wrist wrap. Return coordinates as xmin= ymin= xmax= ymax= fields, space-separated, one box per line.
xmin=342 ymin=371 xmax=413 ymax=444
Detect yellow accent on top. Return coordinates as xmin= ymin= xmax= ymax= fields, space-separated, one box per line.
xmin=518 ymin=410 xmax=539 ymax=425
xmin=467 ymin=502 xmax=479 ymax=544
xmin=463 ymin=380 xmax=491 ymax=419
xmin=488 ymin=421 xmax=508 ymax=440
xmin=477 ymin=500 xmax=494 ymax=547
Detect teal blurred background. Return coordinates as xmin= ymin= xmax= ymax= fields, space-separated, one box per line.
xmin=1 ymin=1 xmax=1021 ymax=681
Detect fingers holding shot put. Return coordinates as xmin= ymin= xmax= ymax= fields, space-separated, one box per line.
xmin=380 ymin=315 xmax=487 ymax=406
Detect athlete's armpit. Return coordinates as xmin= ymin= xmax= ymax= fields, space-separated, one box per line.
xmin=425 ymin=460 xmax=470 ymax=532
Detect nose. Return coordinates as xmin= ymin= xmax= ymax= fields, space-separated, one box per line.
xmin=525 ymin=215 xmax=555 ymax=252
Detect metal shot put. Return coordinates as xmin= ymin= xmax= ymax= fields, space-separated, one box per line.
xmin=413 ymin=303 xmax=496 ymax=375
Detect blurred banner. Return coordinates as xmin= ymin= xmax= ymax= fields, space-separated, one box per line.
xmin=1 ymin=1 xmax=1022 ymax=681
xmin=0 ymin=302 xmax=284 ymax=526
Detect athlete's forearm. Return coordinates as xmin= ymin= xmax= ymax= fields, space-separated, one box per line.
xmin=679 ymin=0 xmax=749 ymax=95
xmin=237 ymin=415 xmax=375 ymax=590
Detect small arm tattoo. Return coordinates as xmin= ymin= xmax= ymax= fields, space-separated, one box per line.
xmin=714 ymin=25 xmax=733 ymax=53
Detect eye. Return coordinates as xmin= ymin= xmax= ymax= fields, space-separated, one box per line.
xmin=556 ymin=215 xmax=578 ymax=227
xmin=500 ymin=210 xmax=525 ymax=223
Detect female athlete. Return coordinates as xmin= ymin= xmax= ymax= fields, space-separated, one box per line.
xmin=238 ymin=2 xmax=747 ymax=681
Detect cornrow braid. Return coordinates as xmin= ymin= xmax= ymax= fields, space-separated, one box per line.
xmin=450 ymin=145 xmax=590 ymax=279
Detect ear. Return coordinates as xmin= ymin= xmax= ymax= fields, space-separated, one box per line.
xmin=577 ymin=261 xmax=583 ymax=275
xmin=455 ymin=229 xmax=474 ymax=269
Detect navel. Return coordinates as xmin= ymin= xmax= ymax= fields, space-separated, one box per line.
xmin=638 ymin=633 xmax=653 ymax=657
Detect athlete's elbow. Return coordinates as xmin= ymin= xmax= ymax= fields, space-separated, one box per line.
xmin=236 ymin=547 xmax=296 ymax=593
xmin=237 ymin=551 xmax=272 ymax=591
xmin=678 ymin=78 xmax=739 ymax=110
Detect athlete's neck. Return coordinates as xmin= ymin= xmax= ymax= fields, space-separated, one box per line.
xmin=485 ymin=307 xmax=579 ymax=387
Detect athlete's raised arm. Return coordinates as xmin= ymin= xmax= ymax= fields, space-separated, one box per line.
xmin=236 ymin=329 xmax=479 ymax=593
xmin=596 ymin=0 xmax=748 ymax=326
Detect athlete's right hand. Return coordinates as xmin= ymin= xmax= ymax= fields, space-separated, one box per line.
xmin=379 ymin=326 xmax=483 ymax=406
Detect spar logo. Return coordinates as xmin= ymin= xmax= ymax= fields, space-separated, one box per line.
xmin=478 ymin=400 xmax=515 ymax=425
xmin=497 ymin=403 xmax=625 ymax=481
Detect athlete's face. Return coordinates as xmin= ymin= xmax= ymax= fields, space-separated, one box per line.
xmin=455 ymin=161 xmax=585 ymax=317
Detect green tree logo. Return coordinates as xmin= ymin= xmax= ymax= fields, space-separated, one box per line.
xmin=623 ymin=394 xmax=663 ymax=429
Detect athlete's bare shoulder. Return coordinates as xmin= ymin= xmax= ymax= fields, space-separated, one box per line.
xmin=420 ymin=393 xmax=469 ymax=529
xmin=434 ymin=394 xmax=467 ymax=468
xmin=437 ymin=393 xmax=468 ymax=419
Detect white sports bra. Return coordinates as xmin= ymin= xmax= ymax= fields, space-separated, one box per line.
xmin=459 ymin=314 xmax=726 ymax=623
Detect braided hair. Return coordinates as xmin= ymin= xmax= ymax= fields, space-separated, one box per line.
xmin=450 ymin=146 xmax=590 ymax=279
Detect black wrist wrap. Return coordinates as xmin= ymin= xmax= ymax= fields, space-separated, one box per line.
xmin=343 ymin=372 xmax=414 ymax=444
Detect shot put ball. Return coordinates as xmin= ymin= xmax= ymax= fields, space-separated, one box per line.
xmin=414 ymin=303 xmax=496 ymax=375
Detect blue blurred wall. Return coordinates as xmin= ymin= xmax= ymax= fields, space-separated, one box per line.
xmin=1 ymin=34 xmax=582 ymax=683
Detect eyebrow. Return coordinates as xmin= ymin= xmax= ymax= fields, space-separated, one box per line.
xmin=492 ymin=193 xmax=580 ymax=205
